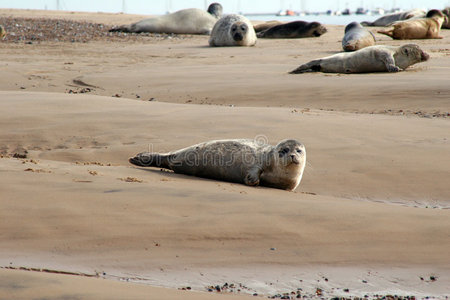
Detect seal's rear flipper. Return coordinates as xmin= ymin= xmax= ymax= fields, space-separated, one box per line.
xmin=377 ymin=28 xmax=394 ymax=38
xmin=289 ymin=61 xmax=322 ymax=74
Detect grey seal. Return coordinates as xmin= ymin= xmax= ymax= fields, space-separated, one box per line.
xmin=342 ymin=22 xmax=376 ymax=51
xmin=361 ymin=9 xmax=426 ymax=26
xmin=209 ymin=14 xmax=257 ymax=47
xmin=289 ymin=44 xmax=429 ymax=74
xmin=129 ymin=139 xmax=306 ymax=191
xmin=257 ymin=21 xmax=327 ymax=38
xmin=378 ymin=9 xmax=447 ymax=39
xmin=109 ymin=3 xmax=222 ymax=34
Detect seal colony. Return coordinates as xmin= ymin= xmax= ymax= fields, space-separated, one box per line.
xmin=289 ymin=44 xmax=429 ymax=74
xmin=361 ymin=9 xmax=426 ymax=26
xmin=209 ymin=14 xmax=257 ymax=47
xmin=378 ymin=9 xmax=447 ymax=40
xmin=109 ymin=2 xmax=222 ymax=34
xmin=129 ymin=139 xmax=306 ymax=191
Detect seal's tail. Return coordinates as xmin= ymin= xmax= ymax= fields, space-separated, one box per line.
xmin=129 ymin=153 xmax=171 ymax=169
xmin=289 ymin=60 xmax=322 ymax=74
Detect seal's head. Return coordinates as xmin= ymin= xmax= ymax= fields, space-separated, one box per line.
xmin=275 ymin=139 xmax=306 ymax=167
xmin=442 ymin=8 xmax=450 ymax=27
xmin=395 ymin=44 xmax=429 ymax=70
xmin=309 ymin=22 xmax=327 ymax=37
xmin=261 ymin=139 xmax=306 ymax=191
xmin=207 ymin=2 xmax=223 ymax=18
xmin=426 ymin=9 xmax=444 ymax=18
xmin=426 ymin=9 xmax=447 ymax=26
xmin=230 ymin=21 xmax=248 ymax=42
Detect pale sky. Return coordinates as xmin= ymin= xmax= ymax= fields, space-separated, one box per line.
xmin=0 ymin=0 xmax=449 ymax=14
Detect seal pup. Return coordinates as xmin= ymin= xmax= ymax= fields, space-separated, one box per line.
xmin=377 ymin=10 xmax=447 ymax=39
xmin=129 ymin=139 xmax=306 ymax=191
xmin=209 ymin=14 xmax=257 ymax=47
xmin=289 ymin=44 xmax=429 ymax=74
xmin=109 ymin=3 xmax=222 ymax=34
xmin=0 ymin=25 xmax=6 ymax=40
xmin=257 ymin=21 xmax=327 ymax=38
xmin=361 ymin=9 xmax=426 ymax=26
xmin=342 ymin=22 xmax=376 ymax=51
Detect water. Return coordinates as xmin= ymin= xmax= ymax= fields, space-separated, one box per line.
xmin=245 ymin=14 xmax=379 ymax=25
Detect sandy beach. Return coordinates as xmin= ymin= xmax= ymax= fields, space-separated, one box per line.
xmin=0 ymin=9 xmax=449 ymax=299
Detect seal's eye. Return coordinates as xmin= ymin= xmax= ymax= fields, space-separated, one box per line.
xmin=296 ymin=149 xmax=302 ymax=154
xmin=241 ymin=25 xmax=246 ymax=31
xmin=231 ymin=26 xmax=237 ymax=31
xmin=278 ymin=148 xmax=289 ymax=157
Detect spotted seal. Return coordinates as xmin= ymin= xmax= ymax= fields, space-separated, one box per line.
xmin=129 ymin=138 xmax=306 ymax=191
xmin=289 ymin=44 xmax=429 ymax=74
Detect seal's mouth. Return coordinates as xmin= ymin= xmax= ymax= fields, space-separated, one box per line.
xmin=313 ymin=31 xmax=322 ymax=37
xmin=421 ymin=51 xmax=430 ymax=61
xmin=343 ymin=43 xmax=356 ymax=51
xmin=289 ymin=156 xmax=300 ymax=165
xmin=233 ymin=33 xmax=243 ymax=41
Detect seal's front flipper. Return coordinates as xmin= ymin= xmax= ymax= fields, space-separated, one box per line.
xmin=244 ymin=167 xmax=261 ymax=186
xmin=377 ymin=52 xmax=401 ymax=72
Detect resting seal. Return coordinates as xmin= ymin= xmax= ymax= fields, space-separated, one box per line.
xmin=289 ymin=44 xmax=429 ymax=74
xmin=342 ymin=22 xmax=376 ymax=51
xmin=257 ymin=21 xmax=327 ymax=38
xmin=378 ymin=10 xmax=447 ymax=39
xmin=361 ymin=9 xmax=426 ymax=26
xmin=109 ymin=3 xmax=222 ymax=34
xmin=209 ymin=14 xmax=257 ymax=47
xmin=129 ymin=139 xmax=306 ymax=191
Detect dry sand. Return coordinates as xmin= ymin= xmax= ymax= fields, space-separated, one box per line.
xmin=0 ymin=9 xmax=449 ymax=300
